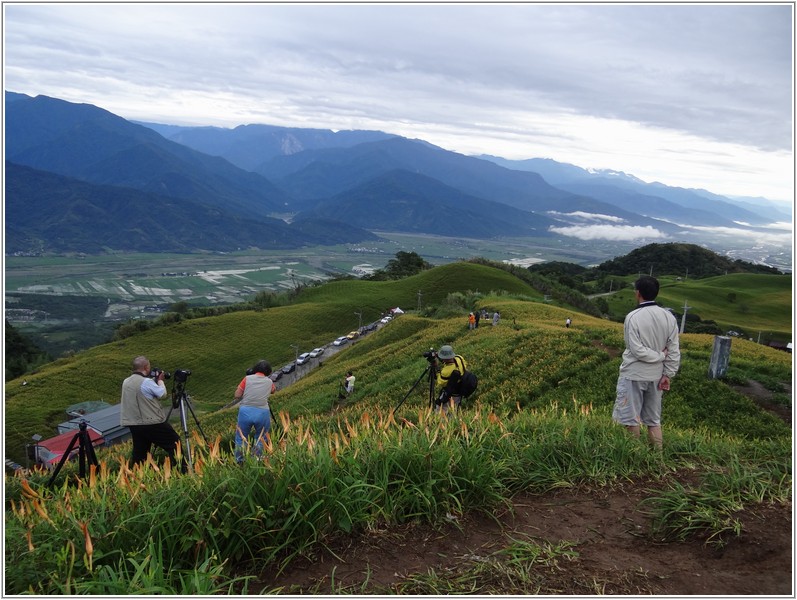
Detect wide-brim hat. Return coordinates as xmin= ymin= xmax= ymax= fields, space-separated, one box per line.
xmin=438 ymin=345 xmax=455 ymax=359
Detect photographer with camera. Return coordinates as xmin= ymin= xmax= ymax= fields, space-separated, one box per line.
xmin=120 ymin=355 xmax=181 ymax=469
xmin=233 ymin=360 xmax=276 ymax=464
xmin=435 ymin=345 xmax=468 ymax=414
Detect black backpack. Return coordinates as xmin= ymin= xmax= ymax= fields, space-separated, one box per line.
xmin=459 ymin=370 xmax=478 ymax=397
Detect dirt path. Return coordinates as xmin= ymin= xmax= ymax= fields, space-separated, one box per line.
xmin=257 ymin=482 xmax=791 ymax=595
xmin=249 ymin=378 xmax=793 ymax=595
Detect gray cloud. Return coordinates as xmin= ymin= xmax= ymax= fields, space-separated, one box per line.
xmin=3 ymin=3 xmax=793 ymax=201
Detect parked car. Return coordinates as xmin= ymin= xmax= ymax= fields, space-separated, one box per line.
xmin=296 ymin=352 xmax=312 ymax=365
xmin=333 ymin=336 xmax=348 ymax=346
xmin=309 ymin=347 xmax=325 ymax=358
xmin=347 ymin=330 xmax=360 ymax=340
xmin=281 ymin=362 xmax=296 ymax=374
xmin=269 ymin=370 xmax=283 ymax=382
xmin=365 ymin=322 xmax=378 ymax=331
xmin=380 ymin=317 xmax=391 ymax=324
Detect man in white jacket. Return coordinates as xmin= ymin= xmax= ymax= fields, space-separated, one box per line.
xmin=613 ymin=276 xmax=681 ymax=448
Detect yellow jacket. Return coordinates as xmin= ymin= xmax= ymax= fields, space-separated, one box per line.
xmin=436 ymin=355 xmax=468 ymax=394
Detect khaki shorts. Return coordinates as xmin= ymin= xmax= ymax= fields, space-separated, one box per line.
xmin=612 ymin=377 xmax=662 ymax=427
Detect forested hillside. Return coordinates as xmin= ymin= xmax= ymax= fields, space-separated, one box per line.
xmin=593 ymin=242 xmax=782 ymax=278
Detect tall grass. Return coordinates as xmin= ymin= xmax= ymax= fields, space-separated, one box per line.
xmin=6 ymin=392 xmax=790 ymax=594
xmin=5 ymin=264 xmax=791 ymax=593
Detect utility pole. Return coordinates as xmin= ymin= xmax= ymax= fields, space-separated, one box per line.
xmin=417 ymin=289 xmax=422 ymax=311
xmin=679 ymin=299 xmax=691 ymax=334
xmin=649 ymin=264 xmax=654 ymax=276
xmin=354 ymin=310 xmax=362 ymax=331
xmin=685 ymin=268 xmax=688 ymax=281
xmin=757 ymin=331 xmax=762 ymax=344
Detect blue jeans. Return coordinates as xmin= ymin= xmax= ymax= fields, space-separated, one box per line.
xmin=234 ymin=405 xmax=271 ymax=462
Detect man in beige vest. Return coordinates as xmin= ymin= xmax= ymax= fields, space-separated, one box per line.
xmin=120 ymin=355 xmax=181 ymax=468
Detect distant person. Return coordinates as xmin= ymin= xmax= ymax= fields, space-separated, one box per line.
xmin=344 ymin=370 xmax=356 ymax=394
xmin=474 ymin=310 xmax=481 ymax=328
xmin=468 ymin=312 xmax=476 ymax=330
xmin=565 ymin=317 xmax=572 ymax=328
xmin=435 ymin=345 xmax=468 ymax=415
xmin=612 ymin=276 xmax=681 ymax=449
xmin=492 ymin=311 xmax=500 ymax=326
xmin=233 ymin=360 xmax=276 ymax=464
xmin=120 ymin=355 xmax=182 ymax=469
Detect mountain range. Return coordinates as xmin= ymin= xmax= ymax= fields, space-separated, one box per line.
xmin=4 ymin=91 xmax=789 ymax=255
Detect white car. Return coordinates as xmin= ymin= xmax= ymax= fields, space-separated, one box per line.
xmin=333 ymin=336 xmax=348 ymax=346
xmin=309 ymin=347 xmax=325 ymax=358
xmin=296 ymin=352 xmax=311 ymax=365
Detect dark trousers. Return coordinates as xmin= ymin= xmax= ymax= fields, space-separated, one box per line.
xmin=128 ymin=422 xmax=181 ymax=468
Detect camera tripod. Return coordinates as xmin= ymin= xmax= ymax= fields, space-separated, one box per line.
xmin=393 ymin=357 xmax=438 ymax=413
xmin=166 ymin=376 xmax=208 ymax=471
xmin=47 ymin=420 xmax=99 ymax=488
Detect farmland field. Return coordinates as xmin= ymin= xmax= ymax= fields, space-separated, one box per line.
xmin=3 ymin=235 xmax=636 ymax=357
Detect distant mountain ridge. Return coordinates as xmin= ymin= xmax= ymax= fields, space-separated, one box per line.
xmin=5 ymin=162 xmax=378 ymax=253
xmin=3 ymin=91 xmax=787 ymax=256
xmin=478 ymin=155 xmax=789 ymax=225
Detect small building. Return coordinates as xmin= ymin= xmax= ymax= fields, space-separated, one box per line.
xmin=58 ymin=403 xmax=131 ymax=447
xmin=33 ymin=428 xmax=105 ymax=468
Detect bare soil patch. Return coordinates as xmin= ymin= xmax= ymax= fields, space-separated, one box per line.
xmin=247 ymin=377 xmax=793 ymax=595
xmin=730 ymin=379 xmax=792 ymax=425
xmin=255 ymin=482 xmax=791 ymax=595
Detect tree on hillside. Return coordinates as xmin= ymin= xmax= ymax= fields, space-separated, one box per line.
xmin=592 ymin=242 xmax=782 ymax=278
xmin=367 ymin=251 xmax=433 ymax=280
xmin=5 ymin=320 xmax=51 ymax=380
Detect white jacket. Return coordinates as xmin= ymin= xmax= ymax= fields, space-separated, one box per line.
xmin=619 ymin=301 xmax=681 ymax=381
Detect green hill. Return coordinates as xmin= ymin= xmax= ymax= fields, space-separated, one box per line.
xmin=4 ymin=262 xmax=542 ymax=463
xmin=594 ymin=242 xmax=782 ymax=278
xmin=600 ymin=273 xmax=792 ymax=339
xmin=5 ymin=260 xmax=792 ymax=595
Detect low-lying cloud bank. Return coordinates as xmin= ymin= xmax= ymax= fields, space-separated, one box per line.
xmin=548 ymin=224 xmax=668 ymax=241
xmin=548 ymin=220 xmax=792 ymax=244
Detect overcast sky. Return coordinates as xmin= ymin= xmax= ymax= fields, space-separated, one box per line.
xmin=3 ymin=3 xmax=794 ymax=203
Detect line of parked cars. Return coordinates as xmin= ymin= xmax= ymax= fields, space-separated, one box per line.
xmin=273 ymin=313 xmax=397 ymax=382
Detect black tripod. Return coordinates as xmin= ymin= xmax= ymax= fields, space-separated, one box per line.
xmin=393 ymin=354 xmax=438 ymax=413
xmin=47 ymin=420 xmax=99 ymax=488
xmin=166 ymin=372 xmax=208 ymax=471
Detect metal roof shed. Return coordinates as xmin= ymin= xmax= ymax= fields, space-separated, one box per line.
xmin=58 ymin=404 xmax=131 ymax=446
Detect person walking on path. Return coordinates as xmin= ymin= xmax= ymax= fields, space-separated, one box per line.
xmin=492 ymin=311 xmax=500 ymax=326
xmin=612 ymin=276 xmax=680 ymax=449
xmin=468 ymin=312 xmax=476 ymax=330
xmin=565 ymin=317 xmax=572 ymax=328
xmin=474 ymin=310 xmax=481 ymax=328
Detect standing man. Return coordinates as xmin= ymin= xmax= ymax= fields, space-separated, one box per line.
xmin=233 ymin=360 xmax=276 ymax=464
xmin=435 ymin=345 xmax=468 ymax=414
xmin=120 ymin=355 xmax=181 ymax=468
xmin=613 ymin=276 xmax=680 ymax=448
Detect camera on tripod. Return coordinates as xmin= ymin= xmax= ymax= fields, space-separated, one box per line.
xmin=149 ymin=367 xmax=171 ymax=380
xmin=173 ymin=368 xmax=191 ymax=383
xmin=422 ymin=349 xmax=438 ymax=362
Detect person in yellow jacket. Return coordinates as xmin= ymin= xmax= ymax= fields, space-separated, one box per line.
xmin=435 ymin=345 xmax=467 ymax=414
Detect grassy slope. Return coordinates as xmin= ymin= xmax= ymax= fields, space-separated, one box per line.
xmin=601 ymin=273 xmax=792 ymax=337
xmin=4 ymin=262 xmax=541 ymax=463
xmin=5 ymin=264 xmax=791 ymax=465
